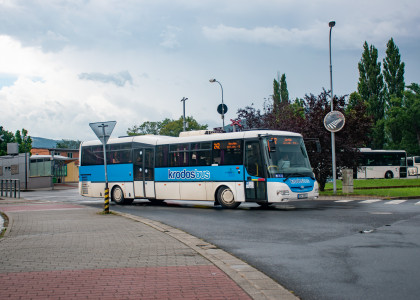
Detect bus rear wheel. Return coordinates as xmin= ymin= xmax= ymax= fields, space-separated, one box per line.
xmin=217 ymin=186 xmax=240 ymax=209
xmin=112 ymin=186 xmax=131 ymax=205
xmin=385 ymin=171 xmax=394 ymax=179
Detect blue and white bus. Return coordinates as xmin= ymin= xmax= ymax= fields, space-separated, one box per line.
xmin=79 ymin=130 xmax=319 ymax=208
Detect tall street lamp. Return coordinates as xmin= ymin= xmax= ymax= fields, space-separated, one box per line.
xmin=329 ymin=20 xmax=337 ymax=194
xmin=209 ymin=78 xmax=225 ymax=129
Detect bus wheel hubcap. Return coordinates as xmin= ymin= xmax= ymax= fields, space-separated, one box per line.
xmin=222 ymin=189 xmax=234 ymax=204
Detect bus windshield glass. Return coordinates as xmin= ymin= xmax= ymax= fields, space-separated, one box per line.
xmin=263 ymin=136 xmax=314 ymax=179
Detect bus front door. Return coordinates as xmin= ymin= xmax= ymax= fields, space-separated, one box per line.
xmin=244 ymin=140 xmax=267 ymax=201
xmin=134 ymin=148 xmax=155 ymax=199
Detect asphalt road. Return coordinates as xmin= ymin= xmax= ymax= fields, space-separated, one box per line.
xmin=20 ymin=189 xmax=420 ymax=300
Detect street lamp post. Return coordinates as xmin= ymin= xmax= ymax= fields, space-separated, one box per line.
xmin=329 ymin=20 xmax=337 ymax=194
xmin=181 ymin=97 xmax=188 ymax=132
xmin=209 ymin=78 xmax=225 ymax=129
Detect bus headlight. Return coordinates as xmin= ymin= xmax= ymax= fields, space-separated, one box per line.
xmin=277 ymin=189 xmax=290 ymax=196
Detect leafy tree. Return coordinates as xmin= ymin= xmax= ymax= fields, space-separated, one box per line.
xmin=383 ymin=38 xmax=405 ymax=98
xmin=236 ymin=90 xmax=372 ymax=190
xmin=358 ymin=42 xmax=385 ymax=148
xmin=127 ymin=120 xmax=166 ymax=136
xmin=56 ymin=139 xmax=81 ymax=149
xmin=127 ymin=117 xmax=207 ymax=137
xmin=0 ymin=126 xmax=32 ymax=155
xmin=402 ymin=83 xmax=420 ymax=154
xmin=160 ymin=116 xmax=207 ymax=137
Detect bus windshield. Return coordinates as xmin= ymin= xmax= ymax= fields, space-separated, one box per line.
xmin=263 ymin=136 xmax=314 ymax=179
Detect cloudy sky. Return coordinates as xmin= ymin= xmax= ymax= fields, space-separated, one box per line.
xmin=1 ymin=0 xmax=419 ymax=141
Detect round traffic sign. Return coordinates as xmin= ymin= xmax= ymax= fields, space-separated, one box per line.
xmin=217 ymin=104 xmax=228 ymax=115
xmin=324 ymin=111 xmax=345 ymax=132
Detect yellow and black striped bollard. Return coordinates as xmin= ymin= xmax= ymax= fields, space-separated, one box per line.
xmin=104 ymin=188 xmax=110 ymax=214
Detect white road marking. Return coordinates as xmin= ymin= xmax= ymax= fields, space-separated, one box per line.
xmin=335 ymin=200 xmax=354 ymax=203
xmin=385 ymin=200 xmax=407 ymax=205
xmin=415 ymin=201 xmax=420 ymax=205
xmin=359 ymin=199 xmax=382 ymax=204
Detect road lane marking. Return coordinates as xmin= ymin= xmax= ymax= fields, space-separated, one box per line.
xmin=359 ymin=199 xmax=382 ymax=204
xmin=335 ymin=200 xmax=354 ymax=203
xmin=385 ymin=200 xmax=407 ymax=205
xmin=415 ymin=201 xmax=420 ymax=205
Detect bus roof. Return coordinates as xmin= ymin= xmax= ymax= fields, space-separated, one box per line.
xmin=81 ymin=130 xmax=302 ymax=147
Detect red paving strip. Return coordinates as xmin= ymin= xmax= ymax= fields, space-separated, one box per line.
xmin=0 ymin=265 xmax=251 ymax=300
xmin=0 ymin=204 xmax=84 ymax=212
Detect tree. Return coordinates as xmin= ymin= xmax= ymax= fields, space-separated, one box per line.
xmin=160 ymin=116 xmax=207 ymax=137
xmin=358 ymin=41 xmax=385 ymax=148
xmin=403 ymin=83 xmax=420 ymax=154
xmin=56 ymin=139 xmax=81 ymax=149
xmin=127 ymin=117 xmax=207 ymax=137
xmin=236 ymin=90 xmax=372 ymax=190
xmin=279 ymin=73 xmax=289 ymax=103
xmin=383 ymin=38 xmax=405 ymax=98
xmin=0 ymin=126 xmax=32 ymax=155
xmin=127 ymin=120 xmax=166 ymax=136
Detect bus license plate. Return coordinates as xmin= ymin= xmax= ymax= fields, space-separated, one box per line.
xmin=298 ymin=193 xmax=308 ymax=199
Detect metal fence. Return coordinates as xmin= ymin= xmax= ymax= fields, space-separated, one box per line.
xmin=0 ymin=179 xmax=20 ymax=198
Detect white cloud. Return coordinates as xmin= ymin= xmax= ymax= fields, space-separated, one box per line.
xmin=160 ymin=26 xmax=182 ymax=49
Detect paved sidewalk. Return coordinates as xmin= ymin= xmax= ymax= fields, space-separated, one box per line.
xmin=0 ymin=198 xmax=297 ymax=300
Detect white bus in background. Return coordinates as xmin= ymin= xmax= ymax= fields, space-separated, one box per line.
xmin=356 ymin=148 xmax=408 ymax=179
xmin=407 ymin=156 xmax=420 ymax=176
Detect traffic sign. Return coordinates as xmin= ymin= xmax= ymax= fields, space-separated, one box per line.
xmin=217 ymin=104 xmax=228 ymax=115
xmin=324 ymin=111 xmax=345 ymax=132
xmin=89 ymin=121 xmax=116 ymax=145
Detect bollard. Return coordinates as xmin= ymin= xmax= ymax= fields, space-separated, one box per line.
xmin=104 ymin=187 xmax=110 ymax=213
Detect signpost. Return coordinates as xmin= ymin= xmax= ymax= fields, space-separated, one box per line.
xmin=89 ymin=121 xmax=116 ymax=213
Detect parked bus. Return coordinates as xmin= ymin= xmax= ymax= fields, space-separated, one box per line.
xmin=356 ymin=148 xmax=407 ymax=179
xmin=79 ymin=130 xmax=319 ymax=208
xmin=407 ymin=156 xmax=420 ymax=176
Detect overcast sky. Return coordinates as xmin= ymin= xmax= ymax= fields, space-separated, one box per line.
xmin=1 ymin=0 xmax=419 ymax=141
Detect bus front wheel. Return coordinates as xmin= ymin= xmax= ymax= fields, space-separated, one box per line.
xmin=217 ymin=186 xmax=240 ymax=209
xmin=385 ymin=171 xmax=394 ymax=179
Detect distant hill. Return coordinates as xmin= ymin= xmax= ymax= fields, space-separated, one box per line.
xmin=31 ymin=137 xmax=59 ymax=148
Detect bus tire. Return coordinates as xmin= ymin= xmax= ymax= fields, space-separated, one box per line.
xmin=112 ymin=185 xmax=127 ymax=205
xmin=217 ymin=186 xmax=240 ymax=209
xmin=385 ymin=171 xmax=394 ymax=179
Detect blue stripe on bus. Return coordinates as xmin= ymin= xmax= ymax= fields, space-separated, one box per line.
xmin=155 ymin=166 xmax=244 ymax=182
xmin=79 ymin=164 xmax=133 ymax=182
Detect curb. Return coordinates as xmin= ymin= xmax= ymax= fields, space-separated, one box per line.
xmin=114 ymin=211 xmax=299 ymax=300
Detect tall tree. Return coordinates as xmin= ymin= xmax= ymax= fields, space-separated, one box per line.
xmin=358 ymin=41 xmax=385 ymax=148
xmin=383 ymin=38 xmax=405 ymax=98
xmin=403 ymin=83 xmax=420 ymax=154
xmin=272 ymin=78 xmax=281 ymax=108
xmin=279 ymin=73 xmax=289 ymax=103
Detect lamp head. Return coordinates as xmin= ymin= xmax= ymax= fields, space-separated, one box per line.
xmin=329 ymin=21 xmax=336 ymax=28
xmin=209 ymin=79 xmax=216 ymax=83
